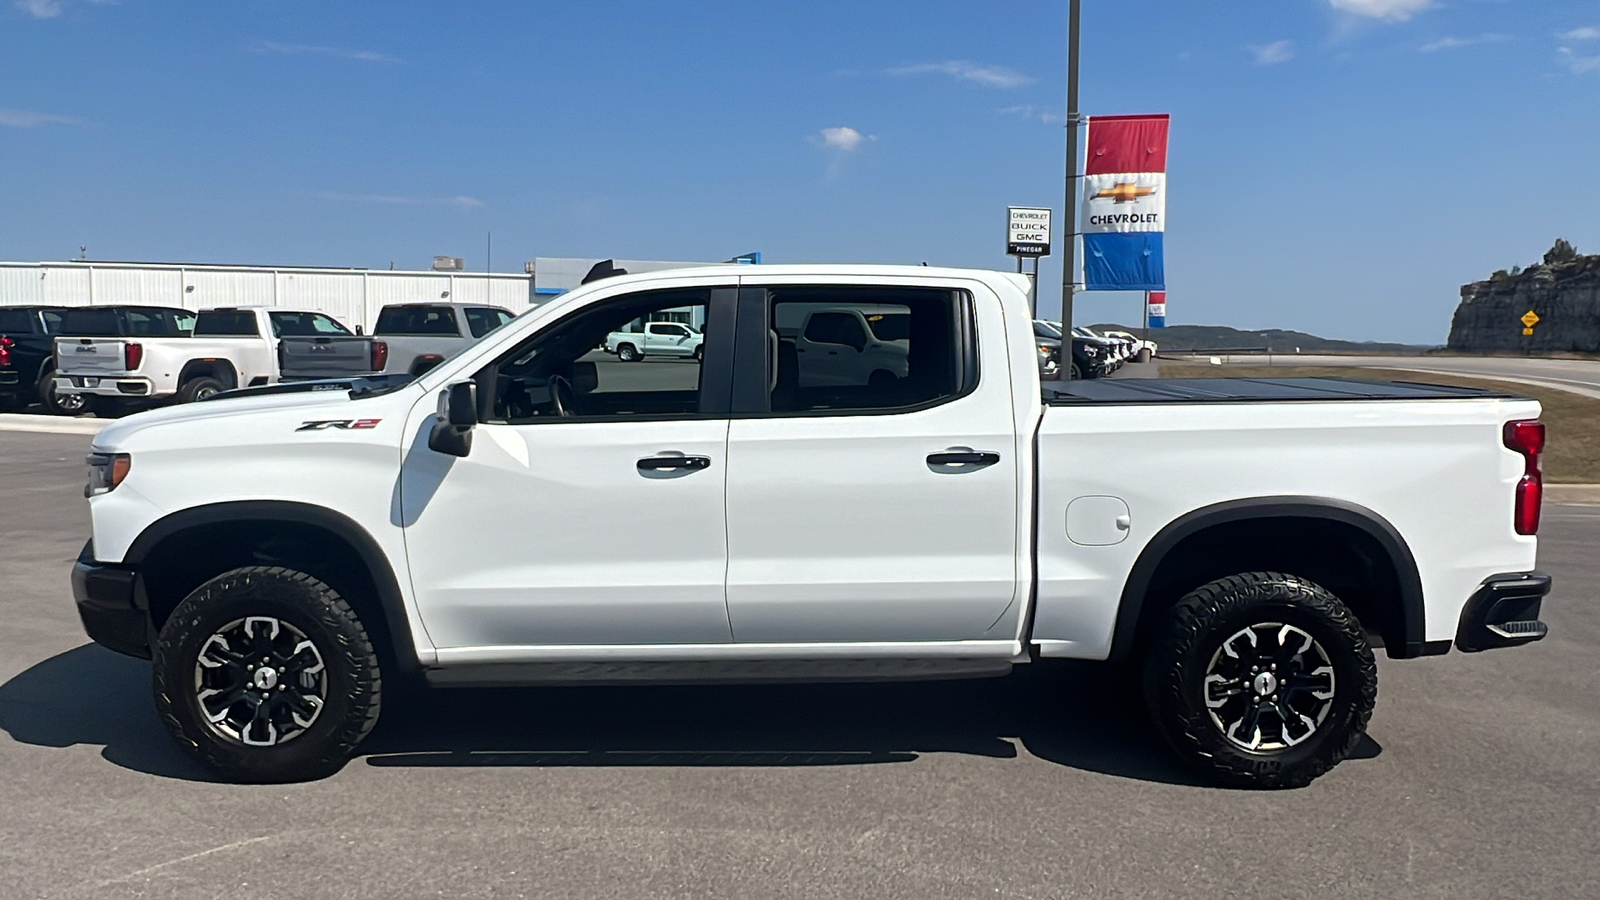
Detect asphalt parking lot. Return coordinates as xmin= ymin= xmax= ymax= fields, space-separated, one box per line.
xmin=1 ymin=430 xmax=1596 ymax=899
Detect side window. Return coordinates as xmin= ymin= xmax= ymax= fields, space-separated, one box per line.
xmin=480 ymin=288 xmax=713 ymax=424
xmin=39 ymin=310 xmax=65 ymax=334
xmin=768 ymin=287 xmax=967 ymax=414
xmin=270 ymin=312 xmax=351 ymax=337
xmin=375 ymin=306 xmax=458 ymax=336
xmin=647 ymin=323 xmax=681 ymax=336
xmin=465 ymin=307 xmax=512 ymax=338
xmin=124 ymin=309 xmax=187 ymax=336
xmin=194 ymin=311 xmax=260 ymax=336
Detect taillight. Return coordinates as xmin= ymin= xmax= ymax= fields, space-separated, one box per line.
xmin=371 ymin=340 xmax=388 ymax=372
xmin=1504 ymin=419 xmax=1545 ymax=535
xmin=124 ymin=342 xmax=144 ymax=371
xmin=0 ymin=336 xmax=12 ymax=368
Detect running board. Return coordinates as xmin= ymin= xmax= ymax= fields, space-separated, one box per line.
xmin=425 ymin=657 xmax=1015 ymax=688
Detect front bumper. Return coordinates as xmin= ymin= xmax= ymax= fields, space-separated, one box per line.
xmin=1455 ymin=572 xmax=1551 ymax=652
xmin=55 ymin=375 xmax=156 ymax=398
xmin=71 ymin=541 xmax=151 ymax=659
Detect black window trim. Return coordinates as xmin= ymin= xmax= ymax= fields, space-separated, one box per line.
xmin=470 ymin=285 xmax=738 ymax=425
xmin=727 ymin=286 xmax=980 ymax=419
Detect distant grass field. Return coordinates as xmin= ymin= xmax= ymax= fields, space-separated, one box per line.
xmin=1157 ymin=364 xmax=1600 ymax=484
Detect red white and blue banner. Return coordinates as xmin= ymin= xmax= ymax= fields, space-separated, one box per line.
xmin=1147 ymin=290 xmax=1166 ymax=328
xmin=1081 ymin=113 xmax=1168 ymax=291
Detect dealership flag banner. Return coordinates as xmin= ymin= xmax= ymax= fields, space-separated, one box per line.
xmin=1081 ymin=114 xmax=1169 ymax=291
xmin=1147 ymin=290 xmax=1166 ymax=328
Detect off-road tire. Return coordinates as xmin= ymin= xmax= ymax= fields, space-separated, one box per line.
xmin=616 ymin=344 xmax=639 ymax=362
xmin=1142 ymin=571 xmax=1377 ymax=789
xmin=153 ymin=566 xmax=382 ymax=783
xmin=1069 ymin=362 xmax=1085 ymax=380
xmin=177 ymin=375 xmax=226 ymax=403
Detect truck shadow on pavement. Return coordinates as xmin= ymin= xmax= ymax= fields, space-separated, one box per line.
xmin=0 ymin=644 xmax=1382 ymax=786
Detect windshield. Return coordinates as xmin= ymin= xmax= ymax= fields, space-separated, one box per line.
xmin=1034 ymin=321 xmax=1062 ymax=339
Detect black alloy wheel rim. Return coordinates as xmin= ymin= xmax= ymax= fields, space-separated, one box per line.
xmin=1202 ymin=621 xmax=1336 ymax=752
xmin=193 ymin=616 xmax=328 ymax=747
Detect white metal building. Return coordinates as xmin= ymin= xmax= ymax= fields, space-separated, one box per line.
xmin=0 ymin=261 xmax=535 ymax=332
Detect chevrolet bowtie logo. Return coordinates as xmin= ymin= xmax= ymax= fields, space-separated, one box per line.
xmin=1092 ymin=182 xmax=1157 ymax=203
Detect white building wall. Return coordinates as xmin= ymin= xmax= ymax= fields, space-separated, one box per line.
xmin=0 ymin=262 xmax=535 ymax=331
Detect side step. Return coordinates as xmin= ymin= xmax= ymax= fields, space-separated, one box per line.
xmin=1457 ymin=572 xmax=1552 ymax=652
xmin=425 ymin=657 xmax=1015 ymax=689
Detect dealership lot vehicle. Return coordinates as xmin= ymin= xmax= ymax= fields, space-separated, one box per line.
xmin=604 ymin=318 xmax=704 ymax=362
xmin=55 ymin=305 xmax=352 ymax=414
xmin=0 ymin=305 xmax=84 ymax=413
xmin=279 ymin=302 xmax=517 ymax=381
xmin=71 ymin=264 xmax=1551 ymax=787
xmin=1102 ymin=329 xmax=1157 ymax=362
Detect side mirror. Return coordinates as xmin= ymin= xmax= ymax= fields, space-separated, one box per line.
xmin=428 ymin=381 xmax=477 ymax=457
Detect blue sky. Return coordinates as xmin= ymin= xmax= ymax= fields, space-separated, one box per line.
xmin=2 ymin=0 xmax=1598 ymax=343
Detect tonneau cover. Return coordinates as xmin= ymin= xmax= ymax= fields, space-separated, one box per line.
xmin=1044 ymin=376 xmax=1520 ymax=405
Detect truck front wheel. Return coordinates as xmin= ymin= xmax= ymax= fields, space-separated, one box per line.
xmin=152 ymin=566 xmax=382 ymax=783
xmin=1142 ymin=571 xmax=1377 ymax=789
xmin=616 ymin=343 xmax=639 ymax=362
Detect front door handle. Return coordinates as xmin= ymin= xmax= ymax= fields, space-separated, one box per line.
xmin=927 ymin=451 xmax=1001 ymax=467
xmin=637 ymin=455 xmax=711 ymax=471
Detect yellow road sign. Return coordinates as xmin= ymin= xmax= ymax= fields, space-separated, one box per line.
xmin=1521 ymin=310 xmax=1540 ymax=328
xmin=1523 ymin=327 xmax=1535 ymax=336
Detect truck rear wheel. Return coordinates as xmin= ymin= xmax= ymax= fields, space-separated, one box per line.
xmin=37 ymin=366 xmax=85 ymax=414
xmin=152 ymin=566 xmax=382 ymax=783
xmin=1142 ymin=571 xmax=1377 ymax=789
xmin=177 ymin=376 xmax=226 ymax=403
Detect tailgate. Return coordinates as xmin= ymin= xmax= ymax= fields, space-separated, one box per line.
xmin=278 ymin=336 xmax=376 ymax=380
xmin=57 ymin=338 xmax=129 ymax=374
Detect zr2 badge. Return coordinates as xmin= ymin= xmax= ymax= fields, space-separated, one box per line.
xmin=296 ymin=419 xmax=382 ymax=431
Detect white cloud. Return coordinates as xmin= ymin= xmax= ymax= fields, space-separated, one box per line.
xmin=887 ymin=61 xmax=1032 ymax=89
xmin=0 ymin=107 xmax=86 ymax=127
xmin=13 ymin=0 xmax=115 ymax=19
xmin=254 ymin=42 xmax=400 ymax=64
xmin=1329 ymin=0 xmax=1433 ymax=22
xmin=1249 ymin=40 xmax=1295 ymax=65
xmin=13 ymin=0 xmax=63 ymax=17
xmin=815 ymin=126 xmax=874 ymax=153
xmin=320 ymin=193 xmax=483 ymax=210
xmin=998 ymin=105 xmax=1063 ymax=124
xmin=1419 ymin=33 xmax=1510 ymax=52
xmin=1558 ymin=27 xmax=1600 ymax=42
xmin=1558 ymin=46 xmax=1600 ymax=74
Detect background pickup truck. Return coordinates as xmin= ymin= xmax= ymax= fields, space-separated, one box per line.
xmin=55 ymin=305 xmax=353 ymax=414
xmin=74 ymin=264 xmax=1551 ymax=788
xmin=278 ymin=302 xmax=516 ymax=381
xmin=603 ymin=318 xmax=704 ymax=361
xmin=0 ymin=304 xmax=183 ymax=414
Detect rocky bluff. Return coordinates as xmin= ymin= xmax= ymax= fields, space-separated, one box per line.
xmin=1449 ymin=240 xmax=1600 ymax=353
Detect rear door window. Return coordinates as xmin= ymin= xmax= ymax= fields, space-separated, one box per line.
xmin=464 ymin=307 xmax=514 ymax=338
xmin=270 ymin=312 xmax=351 ymax=337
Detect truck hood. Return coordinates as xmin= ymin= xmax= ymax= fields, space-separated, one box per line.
xmin=92 ymin=381 xmax=424 ymax=449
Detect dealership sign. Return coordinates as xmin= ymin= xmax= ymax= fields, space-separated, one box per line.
xmin=1081 ymin=114 xmax=1169 ymax=291
xmin=1147 ymin=290 xmax=1167 ymax=328
xmin=1006 ymin=207 xmax=1052 ymax=257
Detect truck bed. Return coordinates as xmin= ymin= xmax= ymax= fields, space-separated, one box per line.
xmin=1043 ymin=376 xmax=1519 ymax=405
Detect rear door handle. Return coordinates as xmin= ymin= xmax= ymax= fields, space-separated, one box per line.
xmin=637 ymin=455 xmax=711 ymax=471
xmin=926 ymin=451 xmax=1001 ymax=467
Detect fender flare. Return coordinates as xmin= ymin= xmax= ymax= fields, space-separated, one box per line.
xmin=123 ymin=500 xmax=421 ymax=671
xmin=1108 ymin=496 xmax=1427 ymax=662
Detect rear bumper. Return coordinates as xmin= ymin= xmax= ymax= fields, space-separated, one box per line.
xmin=71 ymin=542 xmax=151 ymax=659
xmin=55 ymin=375 xmax=157 ymax=397
xmin=1455 ymin=572 xmax=1551 ymax=652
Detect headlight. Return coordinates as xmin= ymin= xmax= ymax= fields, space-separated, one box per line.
xmin=85 ymin=452 xmax=131 ymax=497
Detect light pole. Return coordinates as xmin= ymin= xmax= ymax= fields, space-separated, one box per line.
xmin=1060 ymin=0 xmax=1082 ymax=329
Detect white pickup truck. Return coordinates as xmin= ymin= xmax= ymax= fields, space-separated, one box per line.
xmin=55 ymin=305 xmax=357 ymax=414
xmin=603 ymin=319 xmax=704 ymax=361
xmin=71 ymin=265 xmax=1552 ymax=787
xmin=277 ymin=302 xmax=517 ymax=381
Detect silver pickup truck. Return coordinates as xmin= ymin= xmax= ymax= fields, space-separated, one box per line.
xmin=279 ymin=302 xmax=516 ymax=381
